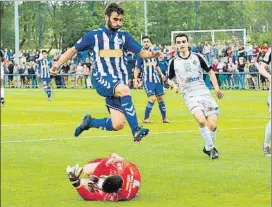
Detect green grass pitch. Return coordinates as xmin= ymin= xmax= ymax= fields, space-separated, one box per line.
xmin=1 ymin=89 xmax=271 ymax=207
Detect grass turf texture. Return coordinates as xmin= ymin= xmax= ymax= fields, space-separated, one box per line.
xmin=1 ymin=89 xmax=271 ymax=207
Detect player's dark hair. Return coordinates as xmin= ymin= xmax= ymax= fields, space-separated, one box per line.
xmin=142 ymin=35 xmax=152 ymax=43
xmin=102 ymin=175 xmax=123 ymax=193
xmin=42 ymin=50 xmax=47 ymax=54
xmin=175 ymin=33 xmax=189 ymax=42
xmin=105 ymin=3 xmax=124 ymax=17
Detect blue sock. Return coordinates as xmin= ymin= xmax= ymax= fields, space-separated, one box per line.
xmin=144 ymin=101 xmax=154 ymax=119
xmin=44 ymin=87 xmax=51 ymax=98
xmin=120 ymin=95 xmax=139 ymax=133
xmin=159 ymin=101 xmax=166 ymax=119
xmin=88 ymin=118 xmax=115 ymax=131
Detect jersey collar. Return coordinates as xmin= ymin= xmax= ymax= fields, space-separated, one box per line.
xmin=101 ymin=25 xmax=118 ymax=35
xmin=177 ymin=51 xmax=191 ymax=60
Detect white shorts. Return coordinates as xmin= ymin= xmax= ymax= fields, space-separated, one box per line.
xmin=1 ymin=67 xmax=3 ymax=79
xmin=185 ymin=95 xmax=219 ymax=117
xmin=268 ymin=86 xmax=271 ymax=113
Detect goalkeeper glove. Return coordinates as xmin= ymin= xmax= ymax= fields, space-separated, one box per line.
xmin=66 ymin=164 xmax=83 ymax=187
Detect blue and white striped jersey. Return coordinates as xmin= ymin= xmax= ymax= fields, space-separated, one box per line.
xmin=38 ymin=58 xmax=51 ymax=79
xmin=136 ymin=56 xmax=161 ymax=83
xmin=74 ymin=26 xmax=142 ymax=84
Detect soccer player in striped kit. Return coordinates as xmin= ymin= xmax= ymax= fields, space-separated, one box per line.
xmin=134 ymin=36 xmax=170 ymax=123
xmin=51 ymin=3 xmax=160 ymax=142
xmin=38 ymin=50 xmax=52 ymax=101
xmin=0 ymin=49 xmax=6 ymax=107
xmin=259 ymin=47 xmax=271 ymax=157
xmin=168 ymin=33 xmax=224 ymax=159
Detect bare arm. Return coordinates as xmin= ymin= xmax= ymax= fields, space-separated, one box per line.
xmin=259 ymin=62 xmax=271 ymax=82
xmin=208 ymin=69 xmax=224 ymax=99
xmin=51 ymin=47 xmax=77 ymax=72
xmin=156 ymin=66 xmax=166 ymax=81
xmin=138 ymin=50 xmax=160 ymax=59
xmin=133 ymin=67 xmax=140 ymax=87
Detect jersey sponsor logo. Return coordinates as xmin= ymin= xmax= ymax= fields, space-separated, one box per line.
xmin=144 ymin=62 xmax=157 ymax=67
xmin=99 ymin=49 xmax=122 ymax=58
xmin=118 ymin=39 xmax=123 ymax=45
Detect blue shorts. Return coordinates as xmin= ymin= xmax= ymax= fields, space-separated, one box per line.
xmin=41 ymin=78 xmax=51 ymax=85
xmin=106 ymin=96 xmax=122 ymax=113
xmin=143 ymin=81 xmax=164 ymax=97
xmin=93 ymin=74 xmax=123 ymax=112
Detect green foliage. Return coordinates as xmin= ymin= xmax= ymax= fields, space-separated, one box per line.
xmin=1 ymin=1 xmax=271 ymax=49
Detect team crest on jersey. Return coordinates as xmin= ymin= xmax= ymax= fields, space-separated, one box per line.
xmin=193 ymin=60 xmax=197 ymax=65
xmin=118 ymin=39 xmax=123 ymax=45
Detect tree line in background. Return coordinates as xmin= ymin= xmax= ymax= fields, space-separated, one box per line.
xmin=1 ymin=1 xmax=271 ymax=51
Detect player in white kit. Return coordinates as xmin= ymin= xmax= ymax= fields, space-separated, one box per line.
xmin=259 ymin=47 xmax=271 ymax=157
xmin=0 ymin=49 xmax=6 ymax=107
xmin=168 ymin=33 xmax=224 ymax=159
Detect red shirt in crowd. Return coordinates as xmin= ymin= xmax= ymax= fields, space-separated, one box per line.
xmin=76 ymin=157 xmax=141 ymax=201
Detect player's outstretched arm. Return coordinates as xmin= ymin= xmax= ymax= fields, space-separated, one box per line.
xmin=133 ymin=67 xmax=140 ymax=88
xmin=51 ymin=47 xmax=77 ymax=73
xmin=138 ymin=50 xmax=161 ymax=59
xmin=156 ymin=66 xmax=166 ymax=81
xmin=208 ymin=70 xmax=224 ymax=99
xmin=259 ymin=62 xmax=271 ymax=82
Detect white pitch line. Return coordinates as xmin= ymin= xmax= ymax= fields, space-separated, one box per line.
xmin=1 ymin=118 xmax=266 ymax=127
xmin=1 ymin=126 xmax=263 ymax=144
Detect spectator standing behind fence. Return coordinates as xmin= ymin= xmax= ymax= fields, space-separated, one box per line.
xmin=203 ymin=41 xmax=212 ymax=65
xmin=69 ymin=60 xmax=77 ymax=88
xmin=212 ymin=58 xmax=220 ymax=87
xmin=28 ymin=61 xmax=37 ymax=88
xmin=248 ymin=59 xmax=259 ymax=89
xmin=238 ymin=57 xmax=246 ymax=90
xmin=76 ymin=62 xmax=84 ymax=89
xmin=245 ymin=42 xmax=253 ymax=62
xmin=232 ymin=59 xmax=239 ymax=89
xmin=7 ymin=60 xmax=14 ymax=88
xmin=61 ymin=62 xmax=70 ymax=88
xmin=232 ymin=42 xmax=239 ymax=63
xmin=253 ymin=44 xmax=260 ymax=59
xmin=83 ymin=64 xmax=90 ymax=89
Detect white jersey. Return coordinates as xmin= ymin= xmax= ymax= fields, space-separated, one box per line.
xmin=168 ymin=52 xmax=212 ymax=100
xmin=261 ymin=47 xmax=271 ymax=112
xmin=0 ymin=50 xmax=4 ymax=79
xmin=168 ymin=52 xmax=219 ymax=116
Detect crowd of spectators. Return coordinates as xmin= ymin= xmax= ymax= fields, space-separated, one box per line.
xmin=1 ymin=40 xmax=270 ymax=90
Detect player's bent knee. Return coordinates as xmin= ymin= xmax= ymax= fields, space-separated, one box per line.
xmin=157 ymin=96 xmax=164 ymax=102
xmin=116 ymin=84 xmax=130 ymax=96
xmin=112 ymin=121 xmax=125 ymax=131
xmin=148 ymin=96 xmax=156 ymax=103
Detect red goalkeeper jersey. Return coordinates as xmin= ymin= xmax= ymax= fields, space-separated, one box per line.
xmin=76 ymin=157 xmax=141 ymax=201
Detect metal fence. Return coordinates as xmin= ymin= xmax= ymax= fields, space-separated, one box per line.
xmin=2 ymin=72 xmax=270 ymax=90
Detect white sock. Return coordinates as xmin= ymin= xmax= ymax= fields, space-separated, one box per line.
xmin=199 ymin=126 xmax=214 ymax=150
xmin=210 ymin=129 xmax=217 ymax=141
xmin=1 ymin=87 xmax=4 ymax=99
xmin=264 ymin=119 xmax=271 ymax=148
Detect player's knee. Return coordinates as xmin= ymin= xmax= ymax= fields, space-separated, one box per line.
xmin=148 ymin=96 xmax=156 ymax=103
xmin=209 ymin=124 xmax=217 ymax=132
xmin=112 ymin=120 xmax=125 ymax=131
xmin=196 ymin=117 xmax=206 ymax=127
xmin=157 ymin=96 xmax=164 ymax=102
xmin=116 ymin=84 xmax=130 ymax=96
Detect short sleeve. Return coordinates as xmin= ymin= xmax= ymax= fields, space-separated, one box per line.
xmin=195 ymin=53 xmax=211 ymax=72
xmin=74 ymin=31 xmax=95 ymax=52
xmin=123 ymin=32 xmax=142 ymax=54
xmin=135 ymin=56 xmax=143 ymax=70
